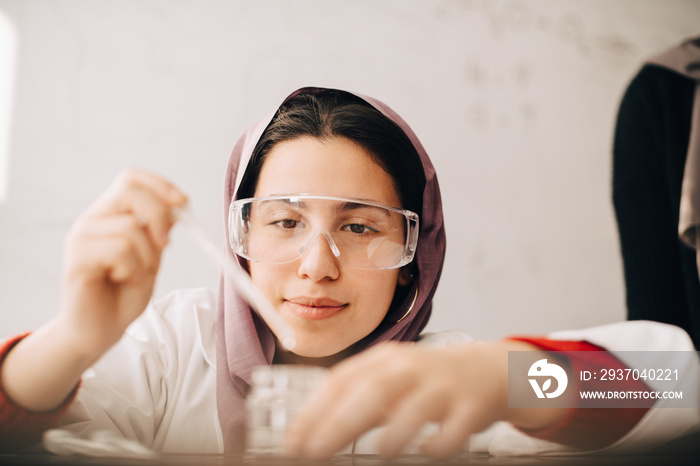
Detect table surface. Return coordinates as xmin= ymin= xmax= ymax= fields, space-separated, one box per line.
xmin=1 ymin=452 xmax=698 ymax=466
xmin=2 ymin=430 xmax=699 ymax=466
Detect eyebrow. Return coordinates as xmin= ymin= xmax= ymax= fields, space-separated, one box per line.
xmin=337 ymin=202 xmax=392 ymax=217
xmin=257 ymin=199 xmax=392 ymax=217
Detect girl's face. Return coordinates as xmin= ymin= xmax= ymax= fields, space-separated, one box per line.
xmin=248 ymin=136 xmax=404 ymax=358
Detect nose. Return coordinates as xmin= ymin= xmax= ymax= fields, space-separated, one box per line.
xmin=297 ymin=231 xmax=340 ymax=281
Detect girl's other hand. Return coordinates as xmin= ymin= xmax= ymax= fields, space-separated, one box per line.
xmin=285 ymin=340 xmax=565 ymax=459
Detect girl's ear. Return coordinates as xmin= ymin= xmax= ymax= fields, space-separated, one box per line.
xmin=398 ymin=267 xmax=412 ymax=287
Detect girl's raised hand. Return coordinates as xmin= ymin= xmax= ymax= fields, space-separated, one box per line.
xmin=58 ymin=169 xmax=187 ymax=356
xmin=285 ymin=340 xmax=564 ymax=459
xmin=1 ymin=169 xmax=186 ymax=412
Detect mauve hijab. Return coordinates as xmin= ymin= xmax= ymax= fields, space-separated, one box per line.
xmin=647 ymin=37 xmax=700 ymax=269
xmin=215 ymin=87 xmax=446 ymax=452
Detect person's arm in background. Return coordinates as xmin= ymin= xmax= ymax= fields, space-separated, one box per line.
xmin=612 ymin=64 xmax=700 ymax=348
xmin=0 ymin=170 xmax=186 ymax=451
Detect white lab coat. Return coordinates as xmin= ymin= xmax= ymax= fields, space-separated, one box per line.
xmin=44 ymin=287 xmax=700 ymax=457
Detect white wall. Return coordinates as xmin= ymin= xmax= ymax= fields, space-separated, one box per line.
xmin=1 ymin=0 xmax=698 ymax=339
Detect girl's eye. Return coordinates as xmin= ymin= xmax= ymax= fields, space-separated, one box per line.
xmin=274 ymin=219 xmax=298 ymax=229
xmin=344 ymin=224 xmax=378 ymax=235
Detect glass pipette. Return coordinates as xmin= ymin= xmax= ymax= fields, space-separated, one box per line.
xmin=173 ymin=205 xmax=296 ymax=351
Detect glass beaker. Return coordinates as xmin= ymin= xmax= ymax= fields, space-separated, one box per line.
xmin=246 ymin=364 xmax=328 ymax=455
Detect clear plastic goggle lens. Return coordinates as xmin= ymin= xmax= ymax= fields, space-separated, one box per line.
xmin=229 ymin=195 xmax=419 ymax=270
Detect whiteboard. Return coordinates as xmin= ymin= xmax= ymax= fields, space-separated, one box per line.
xmin=1 ymin=0 xmax=699 ymax=339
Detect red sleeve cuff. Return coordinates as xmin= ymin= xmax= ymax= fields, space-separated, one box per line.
xmin=507 ymin=336 xmax=652 ymax=450
xmin=0 ymin=333 xmax=79 ymax=452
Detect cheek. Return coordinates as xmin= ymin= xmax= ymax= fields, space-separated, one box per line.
xmin=248 ymin=263 xmax=286 ymax=299
xmin=353 ymin=270 xmax=400 ymax=315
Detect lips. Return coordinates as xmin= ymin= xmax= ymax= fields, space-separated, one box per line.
xmin=284 ymin=297 xmax=348 ymax=321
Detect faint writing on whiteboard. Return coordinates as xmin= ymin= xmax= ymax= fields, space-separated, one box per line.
xmin=466 ymin=101 xmax=537 ymax=131
xmin=464 ymin=61 xmax=537 ymax=132
xmin=434 ymin=0 xmax=673 ymax=59
xmin=433 ymin=0 xmax=689 ymax=133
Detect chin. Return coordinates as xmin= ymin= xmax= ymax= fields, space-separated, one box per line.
xmin=292 ymin=342 xmax=341 ymax=358
xmin=280 ymin=338 xmax=356 ymax=366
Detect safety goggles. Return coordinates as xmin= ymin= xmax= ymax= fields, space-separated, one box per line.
xmin=229 ymin=194 xmax=419 ymax=270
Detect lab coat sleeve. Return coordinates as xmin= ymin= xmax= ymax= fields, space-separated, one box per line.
xmin=546 ymin=320 xmax=700 ymax=453
xmin=51 ymin=287 xmax=220 ymax=453
xmin=474 ymin=320 xmax=700 ymax=457
xmin=509 ymin=337 xmax=651 ymax=449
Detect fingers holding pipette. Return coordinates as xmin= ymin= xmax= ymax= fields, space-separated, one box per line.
xmin=84 ymin=169 xmax=188 ymax=248
xmin=68 ymin=168 xmax=187 ymax=281
xmin=68 ymin=214 xmax=160 ymax=282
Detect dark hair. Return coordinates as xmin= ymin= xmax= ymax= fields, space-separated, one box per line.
xmin=237 ymin=89 xmax=426 ymax=218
